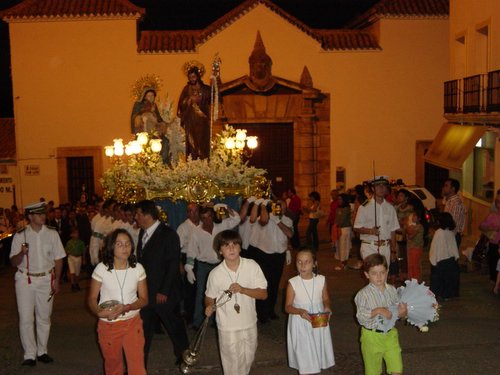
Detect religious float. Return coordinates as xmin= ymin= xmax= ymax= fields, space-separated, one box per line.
xmin=101 ymin=59 xmax=269 ymax=228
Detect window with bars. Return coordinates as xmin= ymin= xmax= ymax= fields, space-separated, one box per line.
xmin=66 ymin=157 xmax=94 ymax=204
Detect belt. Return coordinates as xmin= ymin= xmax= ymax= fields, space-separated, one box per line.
xmin=92 ymin=231 xmax=105 ymax=240
xmin=18 ymin=268 xmax=53 ymax=277
xmin=362 ymin=240 xmax=389 ymax=246
xmin=197 ymin=260 xmax=219 ymax=266
xmin=363 ymin=326 xmax=392 ymax=334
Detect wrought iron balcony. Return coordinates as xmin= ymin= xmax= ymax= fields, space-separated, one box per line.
xmin=444 ymin=69 xmax=500 ymax=114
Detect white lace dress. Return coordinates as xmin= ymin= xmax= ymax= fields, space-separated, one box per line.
xmin=287 ymin=274 xmax=335 ymax=373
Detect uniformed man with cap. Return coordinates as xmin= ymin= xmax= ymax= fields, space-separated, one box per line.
xmin=353 ymin=176 xmax=400 ymax=265
xmin=10 ymin=202 xmax=66 ymax=367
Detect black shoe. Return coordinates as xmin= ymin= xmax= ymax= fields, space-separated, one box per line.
xmin=37 ymin=354 xmax=54 ymax=363
xmin=22 ymin=359 xmax=36 ymax=367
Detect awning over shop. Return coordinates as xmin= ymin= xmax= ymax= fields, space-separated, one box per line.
xmin=424 ymin=123 xmax=488 ymax=170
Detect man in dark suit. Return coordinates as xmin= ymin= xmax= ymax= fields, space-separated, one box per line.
xmin=48 ymin=206 xmax=71 ymax=282
xmin=48 ymin=206 xmax=71 ymax=246
xmin=135 ymin=200 xmax=188 ymax=367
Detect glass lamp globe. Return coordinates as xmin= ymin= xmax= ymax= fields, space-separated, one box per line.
xmin=225 ymin=138 xmax=235 ymax=149
xmin=246 ymin=136 xmax=258 ymax=149
xmin=104 ymin=146 xmax=114 ymax=157
xmin=137 ymin=132 xmax=149 ymax=146
xmin=150 ymin=139 xmax=162 ymax=153
xmin=130 ymin=140 xmax=142 ymax=154
xmin=235 ymin=129 xmax=247 ymax=142
xmin=125 ymin=143 xmax=133 ymax=156
xmin=235 ymin=140 xmax=245 ymax=150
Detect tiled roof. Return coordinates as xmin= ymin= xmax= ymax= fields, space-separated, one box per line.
xmin=138 ymin=28 xmax=380 ymax=53
xmin=138 ymin=0 xmax=380 ymax=53
xmin=0 ymin=0 xmax=144 ymax=21
xmin=199 ymin=0 xmax=318 ymax=44
xmin=349 ymin=0 xmax=449 ymax=28
xmin=0 ymin=118 xmax=16 ymax=160
xmin=315 ymin=30 xmax=380 ymax=51
xmin=138 ymin=30 xmax=201 ymax=53
xmin=375 ymin=0 xmax=449 ymax=16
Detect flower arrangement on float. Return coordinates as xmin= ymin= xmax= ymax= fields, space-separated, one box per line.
xmin=101 ymin=123 xmax=267 ymax=204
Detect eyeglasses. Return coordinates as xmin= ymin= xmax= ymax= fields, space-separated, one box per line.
xmin=115 ymin=241 xmax=132 ymax=248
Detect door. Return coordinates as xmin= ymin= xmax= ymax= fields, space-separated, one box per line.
xmin=234 ymin=123 xmax=293 ymax=198
xmin=66 ymin=157 xmax=94 ymax=204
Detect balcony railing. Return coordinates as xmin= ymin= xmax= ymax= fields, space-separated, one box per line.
xmin=443 ymin=69 xmax=500 ymax=114
xmin=487 ymin=70 xmax=500 ymax=112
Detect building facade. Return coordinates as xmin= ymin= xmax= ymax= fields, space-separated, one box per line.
xmin=425 ymin=0 xmax=500 ymax=236
xmin=1 ymin=0 xmax=449 ymax=213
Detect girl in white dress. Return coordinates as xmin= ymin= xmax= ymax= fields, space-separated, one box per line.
xmin=285 ymin=249 xmax=335 ymax=374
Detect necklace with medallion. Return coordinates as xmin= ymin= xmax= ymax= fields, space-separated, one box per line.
xmin=225 ymin=261 xmax=242 ymax=314
xmin=114 ymin=264 xmax=129 ymax=305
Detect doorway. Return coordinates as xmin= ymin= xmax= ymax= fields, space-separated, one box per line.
xmin=234 ymin=123 xmax=293 ymax=198
xmin=57 ymin=146 xmax=104 ymax=204
xmin=66 ymin=157 xmax=94 ymax=204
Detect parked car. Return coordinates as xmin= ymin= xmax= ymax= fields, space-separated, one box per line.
xmin=403 ymin=185 xmax=437 ymax=211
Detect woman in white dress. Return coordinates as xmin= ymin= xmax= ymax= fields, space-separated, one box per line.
xmin=285 ymin=249 xmax=335 ymax=374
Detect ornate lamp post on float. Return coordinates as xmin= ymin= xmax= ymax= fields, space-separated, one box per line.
xmin=104 ymin=133 xmax=162 ymax=160
xmin=220 ymin=127 xmax=259 ymax=165
xmin=103 ymin=132 xmax=163 ymax=204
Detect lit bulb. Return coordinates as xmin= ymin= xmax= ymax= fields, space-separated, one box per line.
xmin=113 ymin=138 xmax=124 ymax=156
xmin=225 ymin=138 xmax=235 ymax=149
xmin=113 ymin=138 xmax=124 ymax=149
xmin=150 ymin=139 xmax=162 ymax=153
xmin=130 ymin=140 xmax=142 ymax=154
xmin=125 ymin=142 xmax=133 ymax=156
xmin=104 ymin=146 xmax=114 ymax=157
xmin=235 ymin=140 xmax=245 ymax=150
xmin=246 ymin=136 xmax=258 ymax=149
xmin=235 ymin=129 xmax=247 ymax=142
xmin=114 ymin=147 xmax=124 ymax=156
xmin=137 ymin=132 xmax=149 ymax=145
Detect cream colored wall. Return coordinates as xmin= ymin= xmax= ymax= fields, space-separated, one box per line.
xmin=134 ymin=5 xmax=322 ymax=113
xmin=448 ymin=0 xmax=500 ymax=236
xmin=450 ymin=0 xmax=500 ymax=76
xmin=139 ymin=7 xmax=449 ymax=188
xmin=10 ymin=18 xmax=139 ymax=206
xmin=8 ymin=4 xmax=449 ymax=205
xmin=326 ymin=19 xmax=448 ymax=187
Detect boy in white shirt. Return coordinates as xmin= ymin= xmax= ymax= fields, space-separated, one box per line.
xmin=205 ymin=230 xmax=267 ymax=375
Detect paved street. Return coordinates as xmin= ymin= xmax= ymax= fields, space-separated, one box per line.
xmin=0 ymin=236 xmax=499 ymax=375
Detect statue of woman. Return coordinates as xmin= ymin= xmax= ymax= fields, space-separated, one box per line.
xmin=131 ymin=88 xmax=165 ymax=134
xmin=130 ymin=88 xmax=171 ymax=164
xmin=177 ymin=65 xmax=211 ymax=160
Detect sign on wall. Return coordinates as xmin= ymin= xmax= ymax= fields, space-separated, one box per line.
xmin=24 ymin=165 xmax=40 ymax=176
xmin=0 ymin=177 xmax=13 ymax=194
